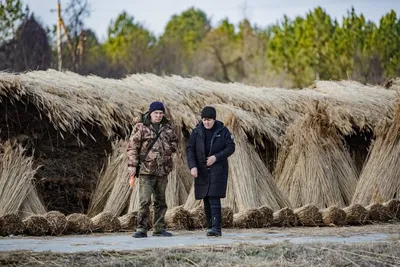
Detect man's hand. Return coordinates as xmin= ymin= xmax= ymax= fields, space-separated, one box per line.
xmin=190 ymin=167 xmax=198 ymax=178
xmin=128 ymin=167 xmax=136 ymax=176
xmin=206 ymin=155 xmax=217 ymax=167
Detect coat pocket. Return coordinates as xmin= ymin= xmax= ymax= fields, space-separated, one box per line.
xmin=210 ymin=164 xmax=225 ymax=183
xmin=195 ymin=168 xmax=208 ymax=185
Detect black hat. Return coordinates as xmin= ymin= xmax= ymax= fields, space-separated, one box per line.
xmin=149 ymin=101 xmax=165 ymax=114
xmin=201 ymin=106 xmax=216 ymax=120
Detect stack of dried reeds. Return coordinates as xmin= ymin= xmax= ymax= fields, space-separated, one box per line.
xmin=45 ymin=211 xmax=67 ymax=235
xmin=164 ymin=206 xmax=190 ymax=230
xmin=0 ymin=213 xmax=24 ymax=236
xmin=233 ymin=209 xmax=264 ymax=228
xmin=383 ymin=199 xmax=400 ymax=220
xmin=352 ymin=102 xmax=400 ymax=206
xmin=258 ymin=206 xmax=273 ymax=227
xmin=88 ymin=141 xmax=131 ymax=217
xmin=91 ymin=211 xmax=121 ymax=232
xmin=272 ymin=207 xmax=297 ymax=227
xmin=221 ymin=206 xmax=234 ymax=228
xmin=66 ymin=213 xmax=93 ymax=234
xmin=188 ymin=205 xmax=206 ymax=229
xmin=23 ymin=215 xmax=50 ymax=236
xmin=343 ymin=204 xmax=369 ymax=225
xmin=365 ymin=203 xmax=389 ymax=222
xmin=118 ymin=211 xmax=138 ymax=230
xmin=0 ymin=142 xmax=46 ymax=218
xmin=320 ymin=206 xmax=346 ymax=226
xmin=276 ymin=103 xmax=359 ymax=209
xmin=294 ymin=205 xmax=323 ymax=226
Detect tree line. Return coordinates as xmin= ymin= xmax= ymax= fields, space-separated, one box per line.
xmin=1 ymin=0 xmax=399 ymax=88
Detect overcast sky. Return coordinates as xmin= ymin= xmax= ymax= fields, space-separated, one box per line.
xmin=26 ymin=0 xmax=399 ymax=41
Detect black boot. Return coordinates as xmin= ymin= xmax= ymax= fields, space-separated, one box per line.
xmin=206 ymin=197 xmax=222 ymax=237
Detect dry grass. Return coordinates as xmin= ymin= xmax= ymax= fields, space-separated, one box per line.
xmin=22 ymin=215 xmax=50 ymax=236
xmin=221 ymin=206 xmax=234 ymax=228
xmin=0 ymin=213 xmax=24 ymax=236
xmin=352 ymin=102 xmax=400 ymax=206
xmin=343 ymin=204 xmax=370 ymax=225
xmin=257 ymin=206 xmax=273 ymax=227
xmin=188 ymin=205 xmax=206 ymax=229
xmin=294 ymin=205 xmax=323 ymax=226
xmin=66 ymin=213 xmax=93 ymax=234
xmin=44 ymin=211 xmax=67 ymax=235
xmin=0 ymin=142 xmax=45 ymax=217
xmin=91 ymin=211 xmax=121 ymax=232
xmin=276 ymin=103 xmax=359 ymax=209
xmin=118 ymin=211 xmax=138 ymax=230
xmin=164 ymin=206 xmax=190 ymax=230
xmin=320 ymin=206 xmax=346 ymax=226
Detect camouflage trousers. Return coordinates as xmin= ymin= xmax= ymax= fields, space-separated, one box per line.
xmin=136 ymin=175 xmax=168 ymax=233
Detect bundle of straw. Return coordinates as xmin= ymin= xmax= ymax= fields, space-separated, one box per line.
xmin=383 ymin=199 xmax=400 ymax=220
xmin=0 ymin=213 xmax=24 ymax=236
xmin=272 ymin=207 xmax=297 ymax=227
xmin=118 ymin=211 xmax=138 ymax=230
xmin=221 ymin=206 xmax=234 ymax=228
xmin=343 ymin=204 xmax=369 ymax=225
xmin=91 ymin=211 xmax=121 ymax=232
xmin=45 ymin=211 xmax=67 ymax=235
xmin=320 ymin=206 xmax=346 ymax=226
xmin=188 ymin=205 xmax=206 ymax=229
xmin=233 ymin=209 xmax=264 ymax=228
xmin=23 ymin=215 xmax=50 ymax=236
xmin=365 ymin=203 xmax=389 ymax=222
xmin=276 ymin=103 xmax=359 ymax=209
xmin=294 ymin=205 xmax=323 ymax=226
xmin=66 ymin=213 xmax=93 ymax=234
xmin=164 ymin=206 xmax=190 ymax=230
xmin=258 ymin=206 xmax=273 ymax=227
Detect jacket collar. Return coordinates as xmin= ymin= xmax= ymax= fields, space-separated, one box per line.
xmin=194 ymin=120 xmax=224 ymax=138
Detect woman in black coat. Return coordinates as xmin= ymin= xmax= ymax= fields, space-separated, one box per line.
xmin=186 ymin=106 xmax=235 ymax=236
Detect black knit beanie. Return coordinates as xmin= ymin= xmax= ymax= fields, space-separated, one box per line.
xmin=201 ymin=106 xmax=216 ymax=120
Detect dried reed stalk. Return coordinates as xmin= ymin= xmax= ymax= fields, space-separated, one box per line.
xmin=0 ymin=213 xmax=24 ymax=236
xmin=188 ymin=205 xmax=206 ymax=229
xmin=276 ymin=102 xmax=358 ymax=209
xmin=91 ymin=211 xmax=121 ymax=232
xmin=164 ymin=206 xmax=190 ymax=230
xmin=320 ymin=206 xmax=346 ymax=226
xmin=294 ymin=205 xmax=323 ymax=226
xmin=221 ymin=206 xmax=234 ymax=228
xmin=23 ymin=215 xmax=50 ymax=236
xmin=343 ymin=204 xmax=369 ymax=225
xmin=233 ymin=209 xmax=264 ymax=228
xmin=365 ymin=203 xmax=389 ymax=222
xmin=383 ymin=199 xmax=400 ymax=219
xmin=272 ymin=207 xmax=297 ymax=227
xmin=45 ymin=211 xmax=67 ymax=235
xmin=118 ymin=211 xmax=138 ymax=230
xmin=258 ymin=206 xmax=273 ymax=227
xmin=66 ymin=213 xmax=93 ymax=234
xmin=352 ymin=102 xmax=400 ymax=205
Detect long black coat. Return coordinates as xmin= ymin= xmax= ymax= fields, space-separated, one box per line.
xmin=186 ymin=121 xmax=235 ymax=199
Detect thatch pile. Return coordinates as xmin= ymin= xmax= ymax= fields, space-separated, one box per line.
xmin=0 ymin=213 xmax=24 ymax=236
xmin=383 ymin=199 xmax=400 ymax=220
xmin=366 ymin=203 xmax=389 ymax=222
xmin=272 ymin=207 xmax=297 ymax=227
xmin=23 ymin=215 xmax=50 ymax=236
xmin=276 ymin=103 xmax=359 ymax=209
xmin=320 ymin=206 xmax=346 ymax=226
xmin=0 ymin=142 xmax=46 ymax=218
xmin=164 ymin=206 xmax=190 ymax=230
xmin=66 ymin=213 xmax=93 ymax=234
xmin=118 ymin=211 xmax=138 ymax=230
xmin=258 ymin=206 xmax=273 ymax=227
xmin=294 ymin=205 xmax=323 ymax=226
xmin=221 ymin=207 xmax=234 ymax=228
xmin=44 ymin=211 xmax=67 ymax=235
xmin=188 ymin=205 xmax=206 ymax=229
xmin=91 ymin=211 xmax=121 ymax=232
xmin=352 ymin=102 xmax=400 ymax=206
xmin=343 ymin=204 xmax=369 ymax=225
xmin=233 ymin=209 xmax=264 ymax=228
xmin=88 ymin=141 xmax=131 ymax=217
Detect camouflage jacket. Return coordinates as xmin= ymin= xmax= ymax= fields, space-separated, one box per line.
xmin=127 ymin=113 xmax=178 ymax=177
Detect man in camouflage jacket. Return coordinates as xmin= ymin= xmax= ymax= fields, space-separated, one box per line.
xmin=127 ymin=101 xmax=178 ymax=238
